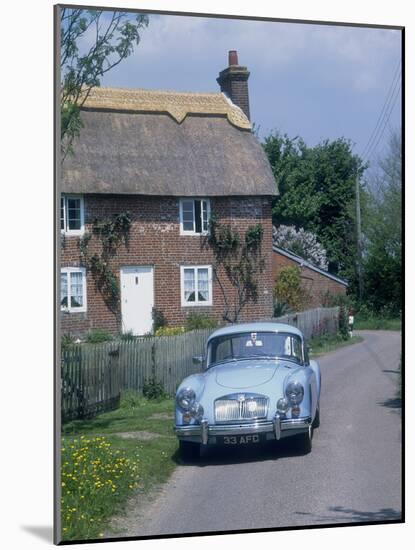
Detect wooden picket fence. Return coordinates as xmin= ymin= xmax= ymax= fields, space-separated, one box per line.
xmin=61 ymin=342 xmax=121 ymax=422
xmin=61 ymin=307 xmax=339 ymax=422
xmin=271 ymin=306 xmax=340 ymax=340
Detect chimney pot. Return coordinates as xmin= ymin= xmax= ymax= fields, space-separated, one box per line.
xmin=228 ymin=50 xmax=239 ymax=66
xmin=217 ymin=51 xmax=251 ymax=121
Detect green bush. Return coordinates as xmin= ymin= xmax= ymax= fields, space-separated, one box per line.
xmin=338 ymin=305 xmax=350 ymax=340
xmin=273 ymin=299 xmax=291 ymax=317
xmin=152 ymin=308 xmax=166 ymax=331
xmin=320 ymin=290 xmax=354 ymax=309
xmin=62 ymin=333 xmax=76 ymax=350
xmin=118 ymin=330 xmax=136 ymax=341
xmin=274 ymin=266 xmax=310 ymax=311
xmin=185 ymin=313 xmax=218 ymax=331
xmin=154 ymin=326 xmax=185 ymax=337
xmin=85 ymin=329 xmax=113 ymax=343
xmin=142 ymin=377 xmax=167 ymax=400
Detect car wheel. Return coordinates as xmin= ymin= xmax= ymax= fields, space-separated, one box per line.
xmin=312 ymin=403 xmax=320 ymax=429
xmin=297 ymin=426 xmax=312 ymax=454
xmin=179 ymin=440 xmax=200 ymax=462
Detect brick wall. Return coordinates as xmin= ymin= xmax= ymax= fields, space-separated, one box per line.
xmin=272 ymin=250 xmax=347 ymax=309
xmin=217 ymin=66 xmax=250 ymax=121
xmin=60 ymin=195 xmax=274 ymax=337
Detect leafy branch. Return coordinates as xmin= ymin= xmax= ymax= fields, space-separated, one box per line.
xmin=60 ymin=8 xmax=149 ymax=161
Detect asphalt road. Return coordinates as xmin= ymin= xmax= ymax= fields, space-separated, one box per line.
xmin=111 ymin=330 xmax=402 ymax=537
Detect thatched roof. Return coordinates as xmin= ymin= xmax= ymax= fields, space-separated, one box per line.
xmin=61 ymin=87 xmax=277 ymax=197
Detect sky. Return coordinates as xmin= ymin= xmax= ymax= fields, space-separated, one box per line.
xmin=91 ymin=11 xmax=402 ymax=171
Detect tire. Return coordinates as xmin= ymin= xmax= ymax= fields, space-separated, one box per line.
xmin=297 ymin=427 xmax=312 ymax=454
xmin=179 ymin=440 xmax=200 ymax=462
xmin=312 ymin=403 xmax=320 ymax=429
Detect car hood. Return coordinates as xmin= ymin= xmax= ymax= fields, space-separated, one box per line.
xmin=211 ymin=359 xmax=292 ymax=389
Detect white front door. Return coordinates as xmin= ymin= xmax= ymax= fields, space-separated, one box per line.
xmin=120 ymin=266 xmax=154 ymax=335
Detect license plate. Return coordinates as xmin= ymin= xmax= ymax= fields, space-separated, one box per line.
xmin=220 ymin=434 xmax=263 ymax=445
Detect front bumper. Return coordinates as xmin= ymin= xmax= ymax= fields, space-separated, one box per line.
xmin=174 ymin=414 xmax=312 ymax=445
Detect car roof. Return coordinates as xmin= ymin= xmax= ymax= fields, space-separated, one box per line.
xmin=207 ymin=322 xmax=303 ymax=342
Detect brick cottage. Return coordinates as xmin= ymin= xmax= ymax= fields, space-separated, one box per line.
xmin=60 ymin=51 xmax=278 ymax=337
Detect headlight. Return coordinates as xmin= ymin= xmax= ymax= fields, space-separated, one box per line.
xmin=285 ymin=381 xmax=304 ymax=405
xmin=189 ymin=402 xmax=204 ymax=421
xmin=276 ymin=397 xmax=289 ymax=413
xmin=176 ymin=387 xmax=196 ymax=411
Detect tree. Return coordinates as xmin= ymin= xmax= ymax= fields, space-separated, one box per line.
xmin=60 ymin=8 xmax=149 ymax=160
xmin=272 ymin=224 xmax=328 ymax=269
xmin=363 ymin=131 xmax=402 ymax=315
xmin=207 ymin=217 xmax=265 ymax=323
xmin=263 ymin=133 xmax=367 ymax=293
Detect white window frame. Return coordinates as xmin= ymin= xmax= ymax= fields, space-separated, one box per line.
xmin=180 ymin=265 xmax=213 ymax=307
xmin=179 ymin=198 xmax=210 ymax=236
xmin=61 ymin=194 xmax=85 ymax=235
xmin=60 ymin=267 xmax=87 ymax=313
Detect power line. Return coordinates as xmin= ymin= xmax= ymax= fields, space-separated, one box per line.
xmin=364 ymin=80 xmax=401 ymax=161
xmin=361 ymin=58 xmax=401 ymax=160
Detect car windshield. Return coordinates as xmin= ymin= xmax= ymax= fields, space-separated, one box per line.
xmin=207 ymin=331 xmax=303 ymax=367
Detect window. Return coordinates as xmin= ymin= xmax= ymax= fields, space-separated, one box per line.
xmin=180 ymin=266 xmax=213 ymax=306
xmin=61 ymin=268 xmax=87 ymax=312
xmin=179 ymin=198 xmax=210 ymax=235
xmin=207 ymin=332 xmax=304 ymax=367
xmin=61 ymin=195 xmax=84 ymax=234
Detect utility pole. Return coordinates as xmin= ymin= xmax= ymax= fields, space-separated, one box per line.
xmin=355 ymin=173 xmax=363 ymax=302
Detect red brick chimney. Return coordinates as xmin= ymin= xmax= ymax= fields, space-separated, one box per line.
xmin=217 ymin=50 xmax=250 ymax=120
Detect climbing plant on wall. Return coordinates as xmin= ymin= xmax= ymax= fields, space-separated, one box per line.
xmin=207 ymin=214 xmax=265 ymax=323
xmin=79 ymin=211 xmax=132 ymax=315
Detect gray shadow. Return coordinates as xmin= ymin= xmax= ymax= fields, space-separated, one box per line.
xmin=295 ymin=506 xmax=401 ymax=523
xmin=378 ymin=396 xmax=402 ymax=409
xmin=21 ymin=525 xmax=54 ymax=543
xmin=173 ymin=436 xmax=307 ymax=467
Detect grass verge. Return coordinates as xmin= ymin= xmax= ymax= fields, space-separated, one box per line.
xmin=309 ymin=333 xmax=363 ymax=357
xmin=61 ymin=393 xmax=176 ymax=541
xmin=353 ymin=316 xmax=401 ymax=331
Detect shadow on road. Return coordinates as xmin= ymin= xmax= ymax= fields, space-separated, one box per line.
xmin=378 ymin=396 xmax=402 ymax=409
xmin=295 ymin=506 xmax=401 ymax=523
xmin=173 ymin=437 xmax=308 ymax=467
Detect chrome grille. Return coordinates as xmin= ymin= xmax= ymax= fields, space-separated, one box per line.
xmin=214 ymin=394 xmax=268 ymax=423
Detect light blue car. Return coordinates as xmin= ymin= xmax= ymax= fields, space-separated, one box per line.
xmin=174 ymin=322 xmax=321 ymax=460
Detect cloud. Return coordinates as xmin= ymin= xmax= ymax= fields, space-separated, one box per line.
xmin=113 ymin=14 xmax=400 ymax=94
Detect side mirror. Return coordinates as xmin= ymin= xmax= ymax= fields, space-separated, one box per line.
xmin=192 ymin=355 xmax=204 ymax=366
